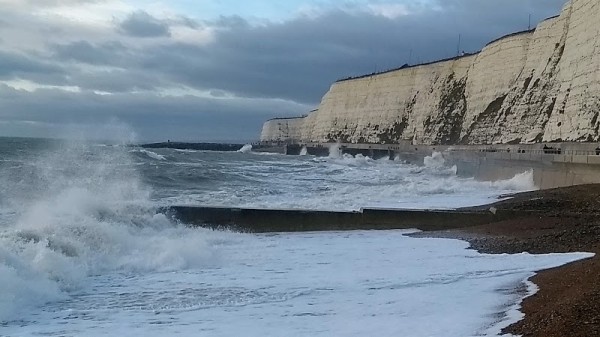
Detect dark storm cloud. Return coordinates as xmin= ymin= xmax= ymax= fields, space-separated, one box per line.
xmin=0 ymin=50 xmax=63 ymax=79
xmin=0 ymin=85 xmax=308 ymax=141
xmin=118 ymin=11 xmax=171 ymax=38
xmin=51 ymin=41 xmax=129 ymax=66
xmin=127 ymin=0 xmax=566 ymax=104
xmin=37 ymin=0 xmax=566 ymax=103
xmin=68 ymin=69 xmax=162 ymax=93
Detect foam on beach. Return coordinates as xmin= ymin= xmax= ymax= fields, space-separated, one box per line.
xmin=1 ymin=226 xmax=592 ymax=336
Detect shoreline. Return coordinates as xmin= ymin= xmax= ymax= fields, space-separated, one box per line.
xmin=414 ymin=185 xmax=600 ymax=337
xmin=412 ymin=229 xmax=596 ymax=336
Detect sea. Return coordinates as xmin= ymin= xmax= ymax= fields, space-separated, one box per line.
xmin=0 ymin=137 xmax=593 ymax=337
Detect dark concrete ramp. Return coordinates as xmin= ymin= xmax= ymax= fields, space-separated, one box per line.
xmin=166 ymin=206 xmax=531 ymax=233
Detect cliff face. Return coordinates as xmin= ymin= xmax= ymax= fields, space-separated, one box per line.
xmin=261 ymin=0 xmax=600 ymax=145
xmin=260 ymin=117 xmax=305 ymax=142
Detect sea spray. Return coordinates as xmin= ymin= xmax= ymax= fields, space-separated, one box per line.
xmin=2 ymin=228 xmax=592 ymax=337
xmin=299 ymin=146 xmax=308 ymax=156
xmin=423 ymin=151 xmax=457 ymax=175
xmin=424 ymin=151 xmax=446 ymax=168
xmin=238 ymin=144 xmax=253 ymax=153
xmin=0 ymin=141 xmax=222 ymax=323
xmin=490 ymin=170 xmax=536 ymax=191
xmin=327 ymin=143 xmax=342 ymax=159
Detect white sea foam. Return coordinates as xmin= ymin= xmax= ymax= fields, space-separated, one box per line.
xmin=3 ymin=230 xmax=593 ymax=337
xmin=424 ymin=151 xmax=458 ymax=175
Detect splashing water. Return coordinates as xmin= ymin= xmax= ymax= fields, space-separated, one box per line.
xmin=299 ymin=146 xmax=308 ymax=156
xmin=0 ymin=141 xmax=221 ymax=323
xmin=423 ymin=151 xmax=458 ymax=175
xmin=238 ymin=144 xmax=253 ymax=153
xmin=424 ymin=151 xmax=446 ymax=168
xmin=327 ymin=143 xmax=342 ymax=159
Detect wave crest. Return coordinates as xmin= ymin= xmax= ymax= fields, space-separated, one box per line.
xmin=0 ymin=142 xmax=222 ymax=323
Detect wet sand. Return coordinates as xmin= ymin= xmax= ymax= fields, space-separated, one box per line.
xmin=417 ymin=185 xmax=600 ymax=337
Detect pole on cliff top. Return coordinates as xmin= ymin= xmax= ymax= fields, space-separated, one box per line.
xmin=456 ymin=34 xmax=461 ymax=57
xmin=528 ymin=14 xmax=532 ymax=30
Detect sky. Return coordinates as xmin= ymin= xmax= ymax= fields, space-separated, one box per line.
xmin=0 ymin=0 xmax=566 ymax=143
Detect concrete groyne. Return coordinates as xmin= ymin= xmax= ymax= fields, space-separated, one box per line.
xmin=166 ymin=206 xmax=533 ymax=233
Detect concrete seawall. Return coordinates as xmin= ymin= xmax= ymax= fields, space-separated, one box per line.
xmin=444 ymin=149 xmax=600 ymax=189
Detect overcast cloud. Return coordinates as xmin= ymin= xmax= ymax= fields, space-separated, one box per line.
xmin=0 ymin=0 xmax=565 ymax=142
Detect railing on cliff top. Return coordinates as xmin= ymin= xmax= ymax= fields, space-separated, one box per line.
xmin=336 ymin=52 xmax=479 ymax=83
xmin=334 ymin=13 xmax=562 ymax=84
xmin=265 ymin=115 xmax=308 ymax=122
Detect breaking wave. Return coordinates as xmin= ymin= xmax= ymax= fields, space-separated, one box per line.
xmin=130 ymin=148 xmax=167 ymax=161
xmin=424 ymin=151 xmax=446 ymax=168
xmin=0 ymin=142 xmax=224 ymax=323
xmin=0 ymin=140 xmax=541 ymax=323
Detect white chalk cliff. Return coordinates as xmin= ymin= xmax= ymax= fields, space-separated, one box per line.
xmin=261 ymin=0 xmax=600 ymax=145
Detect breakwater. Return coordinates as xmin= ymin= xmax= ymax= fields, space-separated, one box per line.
xmin=261 ymin=0 xmax=600 ymax=145
xmin=140 ymin=142 xmax=280 ymax=153
xmin=142 ymin=142 xmax=245 ymax=151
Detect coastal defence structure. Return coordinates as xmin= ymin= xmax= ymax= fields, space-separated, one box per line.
xmin=261 ymin=0 xmax=600 ymax=145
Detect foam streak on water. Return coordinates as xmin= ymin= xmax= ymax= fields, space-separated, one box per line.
xmin=0 ymin=138 xmax=591 ymax=337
